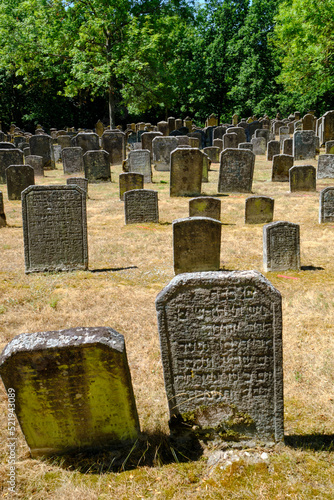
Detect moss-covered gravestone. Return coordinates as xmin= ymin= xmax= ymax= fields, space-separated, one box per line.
xmin=156 ymin=271 xmax=284 ymax=443
xmin=218 ymin=149 xmax=255 ymax=193
xmin=170 ymin=148 xmax=203 ymax=197
xmin=245 ymin=196 xmax=274 ymax=224
xmin=6 ymin=165 xmax=35 ymax=200
xmin=189 ymin=196 xmax=221 ymax=220
xmin=0 ymin=327 xmax=140 ymax=457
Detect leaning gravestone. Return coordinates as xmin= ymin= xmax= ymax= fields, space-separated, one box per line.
xmin=267 ymin=140 xmax=280 ymax=161
xmin=0 ymin=149 xmax=24 ymax=183
xmin=6 ymin=165 xmax=35 ymax=200
xmin=293 ymin=131 xmax=317 ymax=160
xmin=218 ymin=149 xmax=255 ymax=193
xmin=170 ymin=148 xmax=203 ymax=197
xmin=25 ymin=155 xmax=44 ymax=176
xmin=263 ymin=221 xmax=300 ymax=272
xmin=67 ymin=177 xmax=88 ymax=198
xmin=289 ymin=165 xmax=316 ymax=192
xmin=71 ymin=132 xmax=99 ymax=153
xmin=101 ymin=131 xmax=125 ymax=165
xmin=22 ymin=185 xmax=88 ymax=273
xmin=189 ymin=196 xmax=221 ymax=220
xmin=0 ymin=326 xmax=140 ymax=457
xmin=317 ymin=154 xmax=334 ymax=179
xmin=128 ymin=149 xmax=152 ymax=182
xmin=124 ymin=189 xmax=159 ymax=224
xmin=272 ymin=154 xmax=294 ymax=182
xmin=319 ymin=187 xmax=334 ymax=223
xmin=245 ymin=196 xmax=274 ymax=224
xmin=62 ymin=147 xmax=84 ymax=174
xmin=0 ymin=191 xmax=6 ymax=227
xmin=173 ymin=217 xmax=221 ymax=274
xmin=83 ymin=150 xmax=110 ymax=183
xmin=119 ymin=172 xmax=144 ymax=200
xmin=29 ymin=135 xmax=55 ymax=170
xmin=152 ymin=136 xmax=178 ymax=171
xmin=155 ymin=270 xmax=284 ymax=442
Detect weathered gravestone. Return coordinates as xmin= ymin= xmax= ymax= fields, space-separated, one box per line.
xmin=57 ymin=135 xmax=72 ymax=149
xmin=0 ymin=149 xmax=24 ymax=183
xmin=213 ymin=126 xmax=228 ymax=141
xmin=155 ymin=270 xmax=284 ymax=442
xmin=226 ymin=127 xmax=246 ymax=145
xmin=320 ymin=110 xmax=334 ymax=145
xmin=267 ymin=141 xmax=280 ymax=161
xmin=29 ymin=135 xmax=55 ymax=170
xmin=25 ymin=155 xmax=44 ymax=176
xmin=223 ymin=133 xmax=238 ymax=150
xmin=201 ymin=152 xmax=211 ymax=182
xmin=168 ymin=117 xmax=176 ymax=133
xmin=0 ymin=142 xmax=15 ymax=149
xmin=282 ymin=138 xmax=293 ymax=156
xmin=203 ymin=146 xmax=220 ymax=163
xmin=141 ymin=132 xmax=163 ymax=159
xmin=272 ymin=154 xmax=294 ymax=182
xmin=289 ymin=165 xmax=316 ymax=192
xmin=157 ymin=121 xmax=169 ymax=136
xmin=319 ymin=187 xmax=334 ymax=223
xmin=293 ymin=131 xmax=317 ymax=160
xmin=6 ymin=165 xmax=35 ymax=200
xmin=325 ymin=141 xmax=334 ymax=154
xmin=279 ymin=126 xmax=290 ymax=148
xmin=83 ymin=150 xmax=110 ymax=183
xmin=302 ymin=113 xmax=316 ymax=131
xmin=188 ymin=137 xmax=200 ymax=149
xmin=239 ymin=142 xmax=253 ymax=151
xmin=152 ymin=136 xmax=178 ymax=171
xmin=189 ymin=196 xmax=221 ymax=220
xmin=0 ymin=326 xmax=140 ymax=457
xmin=101 ymin=131 xmax=125 ymax=165
xmin=67 ymin=177 xmax=88 ymax=198
xmin=173 ymin=217 xmax=221 ymax=274
xmin=218 ymin=149 xmax=255 ymax=193
xmin=176 ymin=136 xmax=190 ymax=146
xmin=245 ymin=196 xmax=274 ymax=224
xmin=22 ymin=185 xmax=88 ymax=273
xmin=124 ymin=189 xmax=159 ymax=224
xmin=251 ymin=137 xmax=266 ymax=155
xmin=95 ymin=119 xmax=105 ymax=137
xmin=263 ymin=221 xmax=300 ymax=272
xmin=255 ymin=129 xmax=270 ymax=145
xmin=317 ymin=155 xmax=334 ymax=179
xmin=128 ymin=149 xmax=152 ymax=182
xmin=170 ymin=148 xmax=203 ymax=197
xmin=62 ymin=147 xmax=84 ymax=174
xmin=0 ymin=191 xmax=6 ymax=227
xmin=119 ymin=172 xmax=144 ymax=201
xmin=71 ymin=132 xmax=99 ymax=153
xmin=213 ymin=138 xmax=223 ymax=152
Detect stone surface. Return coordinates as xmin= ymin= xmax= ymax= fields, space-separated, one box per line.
xmin=119 ymin=172 xmax=144 ymax=200
xmin=83 ymin=150 xmax=110 ymax=183
xmin=29 ymin=135 xmax=55 ymax=170
xmin=141 ymin=132 xmax=163 ymax=159
xmin=71 ymin=132 xmax=99 ymax=153
xmin=173 ymin=217 xmax=221 ymax=274
xmin=0 ymin=191 xmax=6 ymax=227
xmin=203 ymin=147 xmax=220 ymax=163
xmin=6 ymin=165 xmax=35 ymax=200
xmin=325 ymin=141 xmax=334 ymax=154
xmin=67 ymin=177 xmax=88 ymax=198
xmin=155 ymin=270 xmax=283 ymax=442
xmin=263 ymin=221 xmax=300 ymax=272
xmin=238 ymin=142 xmax=253 ymax=151
xmin=245 ymin=196 xmax=274 ymax=224
xmin=223 ymin=133 xmax=238 ymax=150
xmin=319 ymin=187 xmax=334 ymax=223
xmin=218 ymin=149 xmax=255 ymax=193
xmin=57 ymin=135 xmax=72 ymax=149
xmin=317 ymin=154 xmax=334 ymax=179
xmin=227 ymin=127 xmax=246 ymax=144
xmin=0 ymin=326 xmax=140 ymax=457
xmin=251 ymin=137 xmax=266 ymax=155
xmin=128 ymin=149 xmax=152 ymax=182
xmin=152 ymin=136 xmax=178 ymax=171
xmin=62 ymin=147 xmax=84 ymax=174
xmin=0 ymin=149 xmax=24 ymax=183
xmin=22 ymin=185 xmax=88 ymax=273
xmin=282 ymin=138 xmax=293 ymax=156
xmin=101 ymin=131 xmax=125 ymax=165
xmin=25 ymin=155 xmax=44 ymax=176
xmin=272 ymin=154 xmax=294 ymax=182
xmin=124 ymin=189 xmax=159 ymax=224
xmin=321 ymin=110 xmax=334 ymax=145
xmin=289 ymin=165 xmax=316 ymax=192
xmin=189 ymin=196 xmax=221 ymax=220
xmin=293 ymin=131 xmax=317 ymax=160
xmin=170 ymin=148 xmax=203 ymax=197
xmin=267 ymin=141 xmax=280 ymax=161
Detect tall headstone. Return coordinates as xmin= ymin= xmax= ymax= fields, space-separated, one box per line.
xmin=6 ymin=165 xmax=35 ymax=200
xmin=153 ymin=136 xmax=178 ymax=171
xmin=95 ymin=120 xmax=105 ymax=137
xmin=319 ymin=187 xmax=334 ymax=223
xmin=170 ymin=148 xmax=203 ymax=197
xmin=29 ymin=135 xmax=55 ymax=170
xmin=0 ymin=191 xmax=6 ymax=227
xmin=128 ymin=149 xmax=152 ymax=182
xmin=218 ymin=149 xmax=255 ymax=193
xmin=124 ymin=189 xmax=159 ymax=224
xmin=155 ymin=270 xmax=284 ymax=442
xmin=189 ymin=196 xmax=221 ymax=220
xmin=119 ymin=172 xmax=144 ymax=200
xmin=317 ymin=155 xmax=334 ymax=179
xmin=25 ymin=155 xmax=44 ymax=176
xmin=71 ymin=132 xmax=99 ymax=153
xmin=0 ymin=327 xmax=140 ymax=457
xmin=22 ymin=185 xmax=88 ymax=273
xmin=101 ymin=131 xmax=125 ymax=165
xmin=293 ymin=131 xmax=317 ymax=160
xmin=62 ymin=147 xmax=84 ymax=174
xmin=168 ymin=117 xmax=176 ymax=133
xmin=321 ymin=110 xmax=334 ymax=145
xmin=263 ymin=221 xmax=300 ymax=271
xmin=173 ymin=217 xmax=221 ymax=274
xmin=157 ymin=121 xmax=169 ymax=136
xmin=267 ymin=141 xmax=280 ymax=161
xmin=245 ymin=196 xmax=274 ymax=224
xmin=83 ymin=150 xmax=110 ymax=183
xmin=289 ymin=165 xmax=316 ymax=192
xmin=0 ymin=149 xmax=24 ymax=183
xmin=302 ymin=113 xmax=316 ymax=131
xmin=272 ymin=154 xmax=294 ymax=182
xmin=141 ymin=132 xmax=163 ymax=159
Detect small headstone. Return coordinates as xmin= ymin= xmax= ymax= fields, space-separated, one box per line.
xmin=213 ymin=126 xmax=228 ymax=140
xmin=95 ymin=119 xmax=105 ymax=137
xmin=176 ymin=136 xmax=190 ymax=146
xmin=152 ymin=136 xmax=178 ymax=171
xmin=189 ymin=196 xmax=221 ymax=220
xmin=173 ymin=217 xmax=221 ymax=274
xmin=0 ymin=326 xmax=140 ymax=457
xmin=0 ymin=191 xmax=6 ymax=227
xmin=325 ymin=141 xmax=334 ymax=154
xmin=319 ymin=187 xmax=334 ymax=223
xmin=302 ymin=113 xmax=316 ymax=131
xmin=83 ymin=150 xmax=110 ymax=183
xmin=272 ymin=154 xmax=294 ymax=182
xmin=289 ymin=165 xmax=316 ymax=192
xmin=255 ymin=129 xmax=270 ymax=145
xmin=203 ymin=146 xmax=220 ymax=163
xmin=263 ymin=221 xmax=300 ymax=271
xmin=6 ymin=165 xmax=35 ymax=200
xmin=267 ymin=141 xmax=280 ymax=161
xmin=0 ymin=149 xmax=24 ymax=183
xmin=293 ymin=131 xmax=317 ymax=160
xmin=62 ymin=147 xmax=84 ymax=174
xmin=67 ymin=177 xmax=88 ymax=198
xmin=128 ymin=149 xmax=152 ymax=182
xmin=29 ymin=135 xmax=55 ymax=170
xmin=25 ymin=155 xmax=44 ymax=176
xmin=218 ymin=149 xmax=255 ymax=193
xmin=282 ymin=138 xmax=293 ymax=156
xmin=188 ymin=137 xmax=200 ymax=149
xmin=245 ymin=196 xmax=274 ymax=224
xmin=119 ymin=172 xmax=144 ymax=200
xmin=317 ymin=155 xmax=334 ymax=179
xmin=101 ymin=131 xmax=125 ymax=165
xmin=22 ymin=185 xmax=88 ymax=273
xmin=251 ymin=137 xmax=266 ymax=155
xmin=170 ymin=148 xmax=203 ymax=197
xmin=124 ymin=189 xmax=159 ymax=224
xmin=279 ymin=126 xmax=290 ymax=148
xmin=202 ymin=152 xmax=211 ymax=182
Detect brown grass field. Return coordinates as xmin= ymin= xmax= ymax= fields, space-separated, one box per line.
xmin=0 ymin=150 xmax=333 ymax=499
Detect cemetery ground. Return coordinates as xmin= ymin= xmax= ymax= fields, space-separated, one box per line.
xmin=0 ymin=153 xmax=334 ymax=499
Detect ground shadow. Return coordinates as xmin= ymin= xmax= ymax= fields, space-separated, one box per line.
xmin=285 ymin=434 xmax=334 ymax=452
xmin=90 ymin=266 xmax=138 ymax=273
xmin=43 ymin=431 xmax=203 ymax=474
xmin=301 ymin=265 xmax=325 ymax=271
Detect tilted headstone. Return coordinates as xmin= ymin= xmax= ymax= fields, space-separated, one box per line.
xmin=83 ymin=150 xmax=110 ymax=183
xmin=173 ymin=217 xmax=221 ymax=274
xmin=152 ymin=136 xmax=178 ymax=171
xmin=22 ymin=185 xmax=88 ymax=273
xmin=282 ymin=138 xmax=293 ymax=156
xmin=67 ymin=177 xmax=88 ymax=198
xmin=141 ymin=132 xmax=163 ymax=159
xmin=203 ymin=146 xmax=220 ymax=163
xmin=29 ymin=135 xmax=55 ymax=170
xmin=289 ymin=165 xmax=316 ymax=192
xmin=0 ymin=149 xmax=24 ymax=184
xmin=245 ymin=196 xmax=274 ymax=224
xmin=57 ymin=135 xmax=72 ymax=149
xmin=170 ymin=148 xmax=202 ymax=197
xmin=155 ymin=270 xmax=284 ymax=442
xmin=189 ymin=196 xmax=221 ymax=220
xmin=267 ymin=140 xmax=280 ymax=161
xmin=272 ymin=154 xmax=294 ymax=182
xmin=223 ymin=133 xmax=238 ymax=150
xmin=124 ymin=189 xmax=159 ymax=224
xmin=263 ymin=221 xmax=300 ymax=271
xmin=119 ymin=172 xmax=144 ymax=200
xmin=6 ymin=165 xmax=35 ymax=200
xmin=218 ymin=149 xmax=255 ymax=193
xmin=317 ymin=154 xmax=334 ymax=179
xmin=293 ymin=131 xmax=317 ymax=160
xmin=251 ymin=137 xmax=266 ymax=155
xmin=0 ymin=191 xmax=6 ymax=227
xmin=71 ymin=132 xmax=99 ymax=153
xmin=62 ymin=147 xmax=84 ymax=174
xmin=128 ymin=149 xmax=152 ymax=182
xmin=319 ymin=187 xmax=334 ymax=223
xmin=325 ymin=141 xmax=334 ymax=154
xmin=0 ymin=326 xmax=140 ymax=457
xmin=25 ymin=155 xmax=44 ymax=176
xmin=101 ymin=131 xmax=125 ymax=165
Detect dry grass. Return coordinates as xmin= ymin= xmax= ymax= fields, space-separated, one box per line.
xmin=0 ymin=149 xmax=334 ymax=499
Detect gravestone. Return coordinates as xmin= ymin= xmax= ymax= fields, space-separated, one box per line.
xmin=223 ymin=133 xmax=238 ymax=150
xmin=155 ymin=270 xmax=284 ymax=442
xmin=170 ymin=148 xmax=203 ymax=197
xmin=0 ymin=149 xmax=24 ymax=183
xmin=29 ymin=135 xmax=55 ymax=170
xmin=0 ymin=191 xmax=6 ymax=227
xmin=0 ymin=142 xmax=15 ymax=149
xmin=157 ymin=121 xmax=169 ymax=136
xmin=272 ymin=154 xmax=294 ymax=182
xmin=213 ymin=138 xmax=223 ymax=152
xmin=95 ymin=119 xmax=104 ymax=137
xmin=176 ymin=136 xmax=190 ymax=146
xmin=213 ymin=126 xmax=228 ymax=140
xmin=168 ymin=117 xmax=176 ymax=133
xmin=124 ymin=189 xmax=159 ymax=224
xmin=302 ymin=113 xmax=316 ymax=131
xmin=289 ymin=165 xmax=316 ymax=192
xmin=282 ymin=138 xmax=293 ymax=156
xmin=62 ymin=147 xmax=84 ymax=174
xmin=279 ymin=126 xmax=290 ymax=148
xmin=57 ymin=135 xmax=72 ymax=149
xmin=272 ymin=120 xmax=285 ymax=135
xmin=173 ymin=217 xmax=221 ymax=274
xmin=188 ymin=137 xmax=200 ymax=149
xmin=245 ymin=196 xmax=274 ymax=224
xmin=6 ymin=165 xmax=35 ymax=200
xmin=267 ymin=141 xmax=280 ymax=161
xmin=71 ymin=132 xmax=99 ymax=153
xmin=25 ymin=155 xmax=44 ymax=176
xmin=263 ymin=221 xmax=300 ymax=272
xmin=319 ymin=187 xmax=334 ymax=223
xmin=141 ymin=132 xmax=163 ymax=159
xmin=320 ymin=110 xmax=334 ymax=145
xmin=249 ymin=120 xmax=262 ymax=140
xmin=203 ymin=146 xmax=220 ymax=163
xmin=232 ymin=113 xmax=239 ymax=125
xmin=293 ymin=131 xmax=317 ymax=160
xmin=119 ymin=172 xmax=144 ymax=200
xmin=128 ymin=149 xmax=152 ymax=182
xmin=53 ymin=145 xmax=62 ymax=163
xmin=255 ymin=129 xmax=270 ymax=145
xmin=22 ymin=185 xmax=88 ymax=273
xmin=227 ymin=127 xmax=246 ymax=145
xmin=218 ymin=149 xmax=255 ymax=193
xmin=189 ymin=196 xmax=221 ymax=220
xmin=152 ymin=136 xmax=178 ymax=171
xmin=239 ymin=142 xmax=253 ymax=151
xmin=0 ymin=326 xmax=140 ymax=457
xmin=67 ymin=177 xmax=88 ymax=198
xmin=251 ymin=137 xmax=266 ymax=155
xmin=201 ymin=152 xmax=211 ymax=182
xmin=325 ymin=141 xmax=334 ymax=154
xmin=175 ymin=118 xmax=182 ymax=130
xmin=317 ymin=155 xmax=334 ymax=179
xmin=101 ymin=131 xmax=125 ymax=165
xmin=83 ymin=150 xmax=110 ymax=183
